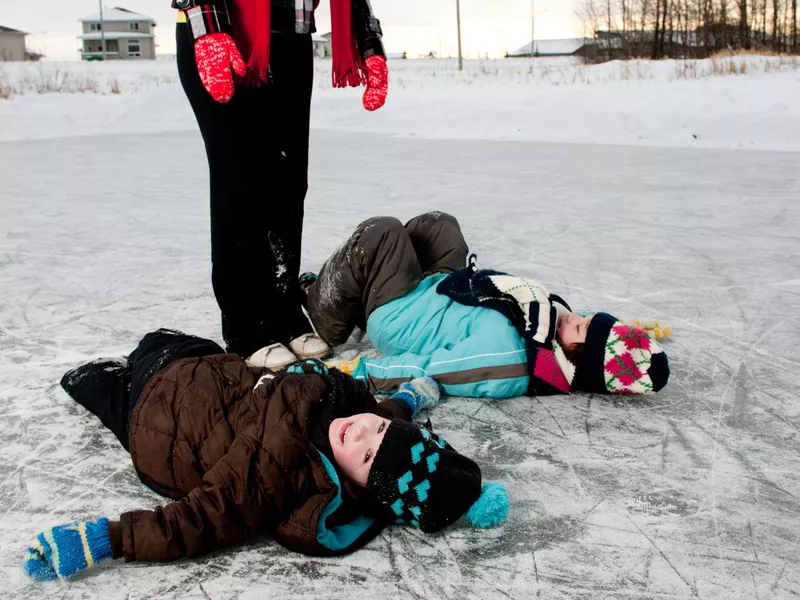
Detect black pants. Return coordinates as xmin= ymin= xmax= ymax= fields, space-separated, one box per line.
xmin=177 ymin=25 xmax=314 ymax=357
xmin=306 ymin=212 xmax=469 ymax=345
xmin=60 ymin=329 xmax=223 ymax=450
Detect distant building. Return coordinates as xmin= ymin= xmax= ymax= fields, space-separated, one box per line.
xmin=0 ymin=25 xmax=38 ymax=62
xmin=311 ymin=34 xmax=408 ymax=60
xmin=506 ymin=38 xmax=586 ymax=58
xmin=312 ymin=33 xmax=331 ymax=58
xmin=581 ymin=29 xmax=717 ymax=61
xmin=78 ymin=7 xmax=156 ymax=60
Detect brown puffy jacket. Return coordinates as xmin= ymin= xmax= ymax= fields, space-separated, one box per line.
xmin=107 ymin=354 xmax=408 ymax=561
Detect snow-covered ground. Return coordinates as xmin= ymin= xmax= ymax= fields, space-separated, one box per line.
xmin=1 ymin=56 xmax=799 ymax=599
xmin=1 ymin=55 xmax=799 ymax=150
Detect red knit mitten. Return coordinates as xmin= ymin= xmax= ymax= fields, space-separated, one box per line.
xmin=362 ymin=55 xmax=388 ymax=111
xmin=194 ymin=33 xmax=247 ymax=103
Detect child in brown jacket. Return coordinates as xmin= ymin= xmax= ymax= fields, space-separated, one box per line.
xmin=22 ymin=329 xmax=508 ymax=582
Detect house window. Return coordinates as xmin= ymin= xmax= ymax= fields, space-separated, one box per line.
xmin=90 ymin=22 xmax=102 ymax=31
xmin=129 ymin=22 xmax=140 ymax=31
xmin=127 ymin=40 xmax=141 ymax=57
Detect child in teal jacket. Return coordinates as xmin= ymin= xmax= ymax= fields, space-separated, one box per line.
xmin=304 ymin=212 xmax=669 ymax=399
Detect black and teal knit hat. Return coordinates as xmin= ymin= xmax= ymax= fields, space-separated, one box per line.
xmin=367 ymin=419 xmax=509 ymax=533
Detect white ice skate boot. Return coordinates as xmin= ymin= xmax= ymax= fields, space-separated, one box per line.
xmin=246 ymin=343 xmax=298 ymax=370
xmin=288 ymin=333 xmax=332 ymax=360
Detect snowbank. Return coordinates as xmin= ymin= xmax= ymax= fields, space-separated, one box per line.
xmin=1 ymin=55 xmax=798 ymax=151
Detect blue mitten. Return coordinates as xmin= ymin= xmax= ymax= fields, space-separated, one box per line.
xmin=23 ymin=517 xmax=113 ymax=581
xmin=392 ymin=377 xmax=441 ymax=416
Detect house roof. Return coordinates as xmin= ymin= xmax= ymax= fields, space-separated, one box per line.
xmin=79 ymin=31 xmax=154 ymax=40
xmin=79 ymin=7 xmax=156 ymax=24
xmin=311 ymin=33 xmax=329 ymax=43
xmin=509 ymin=38 xmax=585 ymax=56
xmin=0 ymin=25 xmax=27 ymax=35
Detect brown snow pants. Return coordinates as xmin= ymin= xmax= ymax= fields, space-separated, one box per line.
xmin=306 ymin=212 xmax=469 ymax=346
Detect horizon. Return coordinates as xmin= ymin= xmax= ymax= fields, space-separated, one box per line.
xmin=4 ymin=0 xmax=583 ymax=61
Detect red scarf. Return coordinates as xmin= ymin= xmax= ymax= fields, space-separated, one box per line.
xmin=231 ymin=0 xmax=367 ymax=88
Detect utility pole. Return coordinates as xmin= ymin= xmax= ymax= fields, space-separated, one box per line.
xmin=531 ymin=0 xmax=536 ymax=56
xmin=99 ymin=0 xmax=106 ymax=60
xmin=456 ymin=0 xmax=463 ymax=71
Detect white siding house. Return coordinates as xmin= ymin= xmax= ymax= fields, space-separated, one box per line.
xmin=0 ymin=26 xmax=28 ymax=62
xmin=312 ymin=33 xmax=332 ymax=58
xmin=78 ymin=7 xmax=157 ymax=60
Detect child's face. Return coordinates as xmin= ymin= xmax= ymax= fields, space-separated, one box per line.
xmin=328 ymin=413 xmax=390 ymax=486
xmin=557 ymin=312 xmax=593 ymax=346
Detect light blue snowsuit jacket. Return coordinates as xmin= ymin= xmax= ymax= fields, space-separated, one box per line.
xmin=352 ymin=273 xmax=529 ymax=398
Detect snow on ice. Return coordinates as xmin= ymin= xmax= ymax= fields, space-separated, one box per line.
xmin=1 ymin=56 xmax=799 ymax=599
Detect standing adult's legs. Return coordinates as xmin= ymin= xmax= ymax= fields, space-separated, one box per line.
xmin=256 ymin=33 xmax=315 ymax=345
xmin=177 ymin=26 xmax=314 ymax=357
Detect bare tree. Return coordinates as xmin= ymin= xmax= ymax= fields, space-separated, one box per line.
xmin=773 ymin=0 xmax=781 ymax=51
xmin=576 ymin=0 xmax=797 ymax=59
xmin=720 ymin=0 xmax=730 ymax=49
xmin=654 ymin=0 xmax=664 ymax=56
xmin=736 ymin=0 xmax=750 ymax=47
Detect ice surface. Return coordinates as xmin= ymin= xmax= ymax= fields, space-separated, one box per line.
xmin=1 ymin=81 xmax=800 ymax=598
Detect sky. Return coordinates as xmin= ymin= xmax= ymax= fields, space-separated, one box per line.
xmin=3 ymin=0 xmax=583 ymax=61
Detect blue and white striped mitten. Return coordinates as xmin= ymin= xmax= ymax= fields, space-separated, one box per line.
xmin=23 ymin=517 xmax=113 ymax=581
xmin=392 ymin=377 xmax=441 ymax=416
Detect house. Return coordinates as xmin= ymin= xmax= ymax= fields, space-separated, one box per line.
xmin=312 ymin=33 xmax=332 ymax=58
xmin=0 ymin=25 xmax=29 ymax=61
xmin=78 ymin=7 xmax=156 ymax=60
xmin=583 ymin=29 xmax=711 ymax=61
xmin=506 ymin=38 xmax=586 ymax=58
xmin=311 ymin=33 xmax=406 ymax=60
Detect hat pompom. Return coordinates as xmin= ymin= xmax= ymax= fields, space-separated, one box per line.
xmin=466 ymin=482 xmax=509 ymax=528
